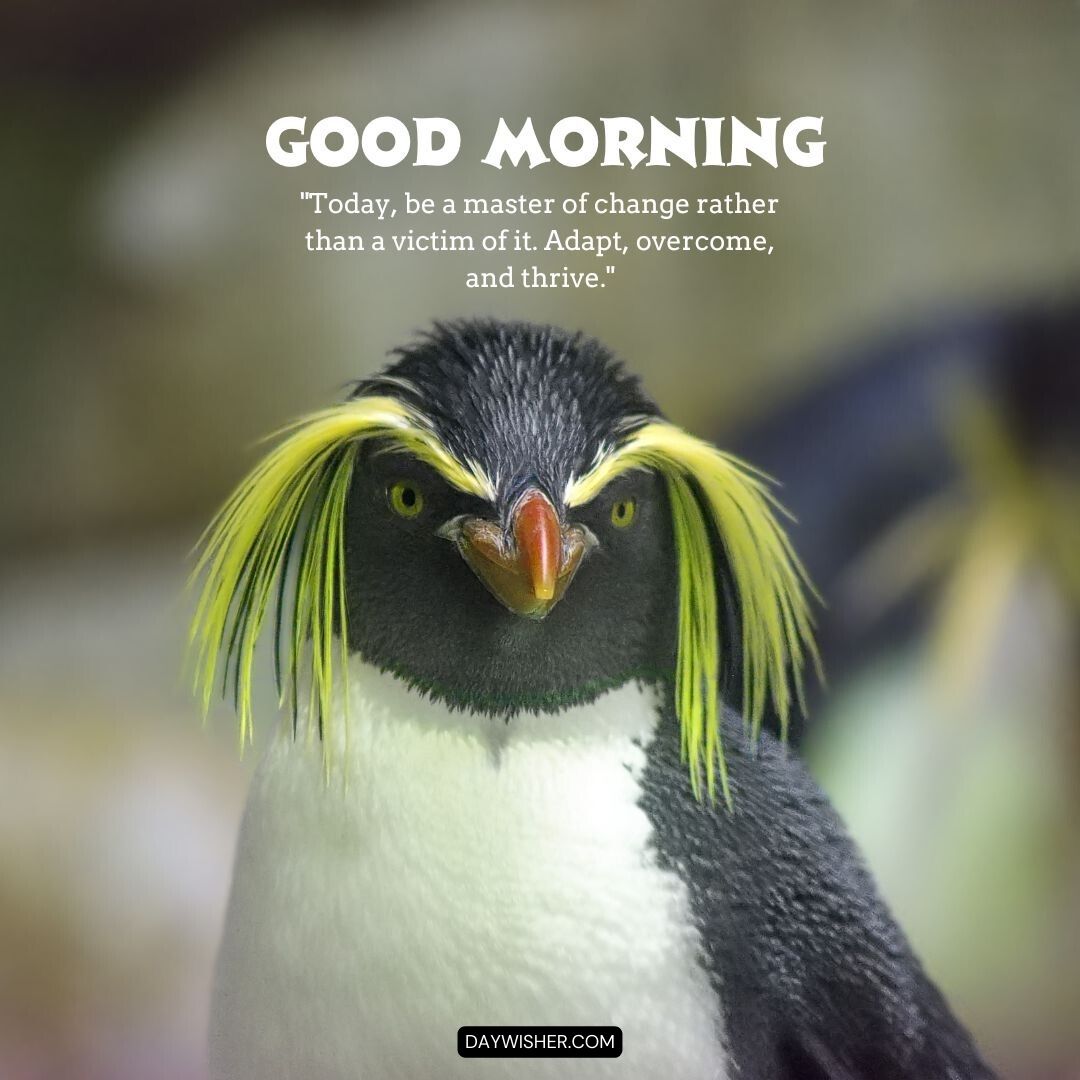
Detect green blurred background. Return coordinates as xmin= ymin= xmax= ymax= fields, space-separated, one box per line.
xmin=1 ymin=2 xmax=1078 ymax=1077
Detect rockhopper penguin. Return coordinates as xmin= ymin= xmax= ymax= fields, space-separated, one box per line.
xmin=191 ymin=318 xmax=997 ymax=1079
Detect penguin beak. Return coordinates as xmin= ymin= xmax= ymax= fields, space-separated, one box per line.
xmin=438 ymin=489 xmax=596 ymax=619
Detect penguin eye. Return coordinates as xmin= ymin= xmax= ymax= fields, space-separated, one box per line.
xmin=610 ymin=497 xmax=637 ymax=528
xmin=388 ymin=480 xmax=425 ymax=518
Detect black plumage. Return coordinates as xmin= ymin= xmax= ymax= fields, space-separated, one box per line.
xmin=641 ymin=702 xmax=995 ymax=1079
xmin=355 ymin=318 xmax=660 ymax=517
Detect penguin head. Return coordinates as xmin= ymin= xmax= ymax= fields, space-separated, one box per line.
xmin=338 ymin=319 xmax=676 ymax=716
xmin=190 ymin=318 xmax=817 ymax=801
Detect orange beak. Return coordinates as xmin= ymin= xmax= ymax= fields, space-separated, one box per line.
xmin=439 ymin=489 xmax=595 ymax=618
xmin=512 ymin=489 xmax=560 ymax=601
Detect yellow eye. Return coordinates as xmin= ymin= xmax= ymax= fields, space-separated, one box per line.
xmin=610 ymin=497 xmax=637 ymax=528
xmin=388 ymin=481 xmax=424 ymax=518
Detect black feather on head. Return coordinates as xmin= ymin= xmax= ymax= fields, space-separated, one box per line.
xmin=355 ymin=318 xmax=660 ymax=514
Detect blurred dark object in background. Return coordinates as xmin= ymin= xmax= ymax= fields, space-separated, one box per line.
xmin=1001 ymin=302 xmax=1080 ymax=469
xmin=729 ymin=296 xmax=1080 ymax=744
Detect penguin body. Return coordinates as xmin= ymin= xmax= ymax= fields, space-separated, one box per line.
xmin=195 ymin=319 xmax=996 ymax=1079
xmin=211 ymin=663 xmax=727 ymax=1080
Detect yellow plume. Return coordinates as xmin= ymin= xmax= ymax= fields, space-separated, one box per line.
xmin=566 ymin=420 xmax=820 ymax=804
xmin=187 ymin=396 xmax=492 ymax=768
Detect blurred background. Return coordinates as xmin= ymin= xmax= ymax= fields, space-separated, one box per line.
xmin=1 ymin=1 xmax=1078 ymax=1077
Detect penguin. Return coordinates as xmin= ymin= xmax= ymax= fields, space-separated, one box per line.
xmin=190 ymin=318 xmax=997 ymax=1080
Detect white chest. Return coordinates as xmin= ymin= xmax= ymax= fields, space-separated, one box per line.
xmin=210 ymin=662 xmax=728 ymax=1079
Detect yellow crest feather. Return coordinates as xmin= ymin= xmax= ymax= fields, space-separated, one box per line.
xmin=566 ymin=419 xmax=820 ymax=805
xmin=187 ymin=395 xmax=492 ymax=766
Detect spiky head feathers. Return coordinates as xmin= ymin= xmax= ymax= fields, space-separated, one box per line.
xmin=188 ymin=319 xmax=817 ymax=802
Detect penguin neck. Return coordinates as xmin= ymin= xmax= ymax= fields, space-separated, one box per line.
xmin=315 ymin=654 xmax=662 ymax=762
xmin=259 ymin=657 xmax=669 ymax=854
